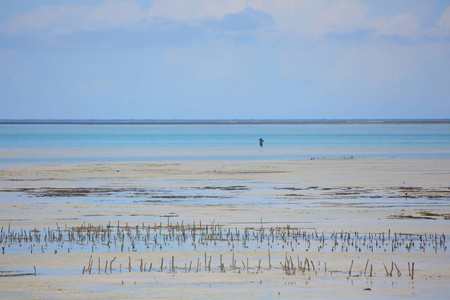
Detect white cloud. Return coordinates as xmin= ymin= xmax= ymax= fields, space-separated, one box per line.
xmin=147 ymin=0 xmax=340 ymax=36
xmin=1 ymin=5 xmax=86 ymax=34
xmin=86 ymin=1 xmax=144 ymax=28
xmin=148 ymin=0 xmax=246 ymax=22
xmin=437 ymin=6 xmax=450 ymax=29
xmin=369 ymin=13 xmax=419 ymax=38
xmin=1 ymin=0 xmax=447 ymax=41
xmin=308 ymin=0 xmax=368 ymax=37
xmin=0 ymin=0 xmax=333 ymax=37
xmin=248 ymin=0 xmax=327 ymax=34
xmin=1 ymin=0 xmax=144 ymax=35
xmin=426 ymin=6 xmax=450 ymax=39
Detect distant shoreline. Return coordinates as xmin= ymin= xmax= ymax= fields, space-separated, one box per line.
xmin=1 ymin=119 xmax=450 ymax=125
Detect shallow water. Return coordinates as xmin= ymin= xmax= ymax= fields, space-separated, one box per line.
xmin=0 ymin=267 xmax=80 ymax=276
xmin=1 ymin=124 xmax=450 ymax=166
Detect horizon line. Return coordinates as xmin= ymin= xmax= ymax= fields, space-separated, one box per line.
xmin=1 ymin=118 xmax=450 ymax=125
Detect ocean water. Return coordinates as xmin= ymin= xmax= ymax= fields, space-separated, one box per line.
xmin=1 ymin=123 xmax=450 ymax=166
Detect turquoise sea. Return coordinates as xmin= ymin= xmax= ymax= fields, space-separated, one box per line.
xmin=1 ymin=122 xmax=450 ymax=166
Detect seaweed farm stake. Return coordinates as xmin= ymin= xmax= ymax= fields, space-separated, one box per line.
xmin=172 ymin=256 xmax=175 ymax=273
xmin=128 ymin=256 xmax=132 ymax=272
xmin=110 ymin=257 xmax=116 ymax=273
xmin=394 ymin=263 xmax=401 ymax=277
xmin=383 ymin=263 xmax=390 ymax=276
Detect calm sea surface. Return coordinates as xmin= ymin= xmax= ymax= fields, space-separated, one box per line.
xmin=1 ymin=123 xmax=450 ymax=166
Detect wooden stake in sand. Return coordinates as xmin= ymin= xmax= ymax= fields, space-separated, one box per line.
xmin=383 ymin=263 xmax=390 ymax=276
xmin=110 ymin=257 xmax=116 ymax=274
xmin=305 ymin=258 xmax=310 ymax=272
xmin=364 ymin=259 xmax=369 ymax=276
xmin=88 ymin=255 xmax=93 ymax=274
xmin=128 ymin=256 xmax=132 ymax=272
xmin=172 ymin=256 xmax=175 ymax=273
xmin=394 ymin=263 xmax=401 ymax=277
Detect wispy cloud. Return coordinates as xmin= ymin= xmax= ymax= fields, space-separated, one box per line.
xmin=308 ymin=0 xmax=368 ymax=37
xmin=425 ymin=6 xmax=450 ymax=39
xmin=147 ymin=0 xmax=245 ymax=22
xmin=368 ymin=13 xmax=419 ymax=38
xmin=1 ymin=0 xmax=144 ymax=35
xmin=213 ymin=7 xmax=274 ymax=32
xmin=1 ymin=0 xmax=448 ymax=41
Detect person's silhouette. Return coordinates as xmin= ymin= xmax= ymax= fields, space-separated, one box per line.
xmin=259 ymin=138 xmax=264 ymax=148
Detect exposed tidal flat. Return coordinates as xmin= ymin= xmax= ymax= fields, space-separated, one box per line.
xmin=1 ymin=159 xmax=450 ymax=299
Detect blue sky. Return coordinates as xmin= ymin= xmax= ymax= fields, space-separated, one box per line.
xmin=1 ymin=0 xmax=449 ymax=119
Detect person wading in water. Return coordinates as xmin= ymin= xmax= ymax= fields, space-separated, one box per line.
xmin=259 ymin=138 xmax=264 ymax=148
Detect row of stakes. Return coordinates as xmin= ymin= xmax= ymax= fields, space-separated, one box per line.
xmin=81 ymin=252 xmax=415 ymax=280
xmin=0 ymin=220 xmax=432 ymax=280
xmin=1 ymin=220 xmax=447 ymax=255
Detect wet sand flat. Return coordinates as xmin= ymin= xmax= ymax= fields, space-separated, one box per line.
xmin=0 ymin=159 xmax=450 ymax=299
